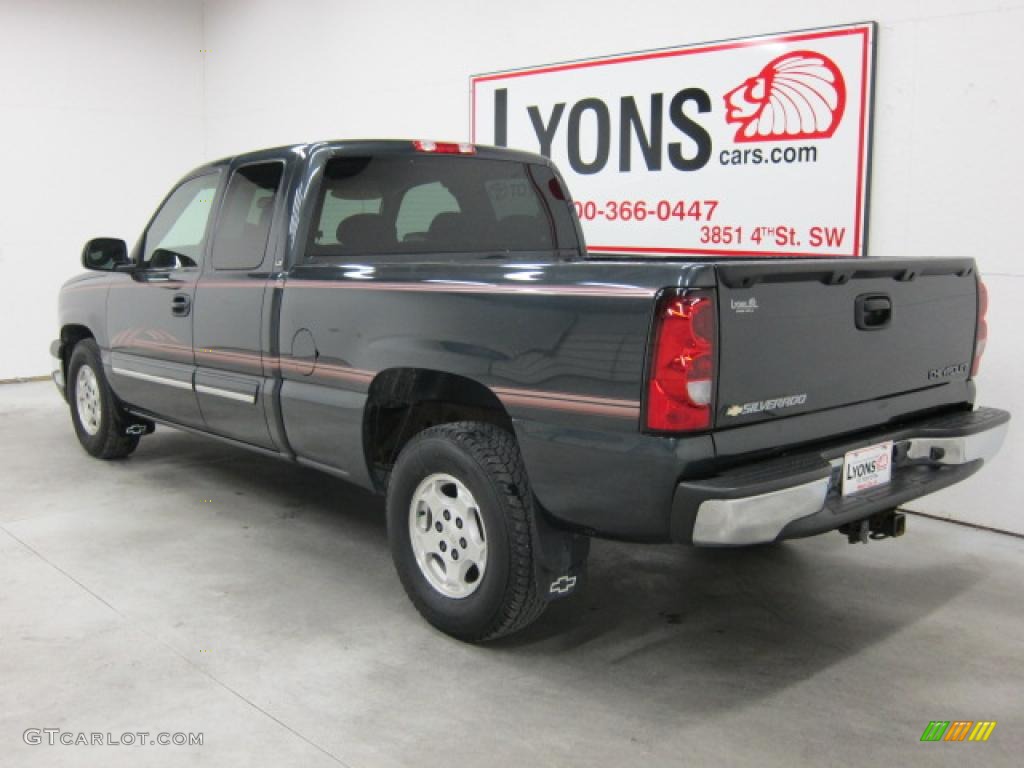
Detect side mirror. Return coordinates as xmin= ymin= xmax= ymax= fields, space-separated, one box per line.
xmin=82 ymin=238 xmax=131 ymax=271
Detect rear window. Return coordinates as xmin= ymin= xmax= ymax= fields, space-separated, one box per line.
xmin=307 ymin=155 xmax=574 ymax=258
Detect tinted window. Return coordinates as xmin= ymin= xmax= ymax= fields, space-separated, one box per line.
xmin=142 ymin=173 xmax=219 ymax=269
xmin=211 ymin=162 xmax=284 ymax=270
xmin=396 ymin=182 xmax=460 ymax=242
xmin=308 ymin=155 xmax=570 ymax=258
xmin=316 ymin=196 xmax=382 ymax=245
xmin=485 ymin=176 xmax=543 ymax=221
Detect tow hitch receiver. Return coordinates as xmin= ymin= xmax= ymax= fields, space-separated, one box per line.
xmin=840 ymin=509 xmax=907 ymax=544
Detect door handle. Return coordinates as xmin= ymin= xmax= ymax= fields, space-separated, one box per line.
xmin=171 ymin=293 xmax=191 ymax=317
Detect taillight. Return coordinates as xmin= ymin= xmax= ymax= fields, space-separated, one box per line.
xmin=972 ymin=278 xmax=988 ymax=376
xmin=646 ymin=291 xmax=716 ymax=431
xmin=412 ymin=140 xmax=476 ymax=154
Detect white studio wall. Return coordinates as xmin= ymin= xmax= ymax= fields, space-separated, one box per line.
xmin=1 ymin=0 xmax=1020 ymax=533
xmin=0 ymin=0 xmax=205 ymax=381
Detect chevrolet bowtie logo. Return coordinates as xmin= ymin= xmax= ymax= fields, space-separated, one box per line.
xmin=549 ymin=575 xmax=577 ymax=594
xmin=726 ymin=405 xmax=744 ymax=417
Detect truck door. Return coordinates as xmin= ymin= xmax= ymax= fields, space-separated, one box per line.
xmin=192 ymin=160 xmax=285 ymax=448
xmin=107 ymin=172 xmax=221 ymax=427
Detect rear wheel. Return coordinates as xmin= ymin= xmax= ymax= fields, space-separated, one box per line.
xmin=386 ymin=422 xmax=545 ymax=642
xmin=67 ymin=340 xmax=140 ymax=459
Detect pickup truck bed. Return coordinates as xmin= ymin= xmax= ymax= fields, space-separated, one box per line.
xmin=52 ymin=140 xmax=1009 ymax=641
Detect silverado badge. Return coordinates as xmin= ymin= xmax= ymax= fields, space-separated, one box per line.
xmin=726 ymin=394 xmax=808 ymax=417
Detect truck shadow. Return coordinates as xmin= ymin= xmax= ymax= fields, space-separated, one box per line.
xmin=127 ymin=429 xmax=982 ymax=716
xmin=489 ymin=538 xmax=981 ymax=713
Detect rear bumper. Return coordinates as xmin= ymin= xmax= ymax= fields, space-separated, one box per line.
xmin=671 ymin=406 xmax=1010 ymax=546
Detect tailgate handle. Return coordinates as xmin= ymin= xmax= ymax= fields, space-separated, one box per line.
xmin=855 ymin=294 xmax=892 ymax=330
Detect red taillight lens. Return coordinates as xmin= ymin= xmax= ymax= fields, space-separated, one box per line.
xmin=972 ymin=278 xmax=989 ymax=376
xmin=412 ymin=140 xmax=476 ymax=154
xmin=646 ymin=291 xmax=716 ymax=431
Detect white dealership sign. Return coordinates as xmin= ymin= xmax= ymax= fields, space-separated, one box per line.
xmin=471 ymin=23 xmax=876 ymax=257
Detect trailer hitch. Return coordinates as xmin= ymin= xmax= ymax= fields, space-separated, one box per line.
xmin=839 ymin=509 xmax=907 ymax=544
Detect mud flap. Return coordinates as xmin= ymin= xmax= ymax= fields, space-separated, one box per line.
xmin=530 ymin=507 xmax=590 ymax=602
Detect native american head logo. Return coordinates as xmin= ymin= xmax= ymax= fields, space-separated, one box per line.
xmin=724 ymin=51 xmax=846 ymax=142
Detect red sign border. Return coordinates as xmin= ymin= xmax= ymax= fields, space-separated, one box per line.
xmin=470 ymin=23 xmax=877 ymax=258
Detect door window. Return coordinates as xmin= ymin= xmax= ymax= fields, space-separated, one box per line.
xmin=210 ymin=162 xmax=285 ymax=270
xmin=142 ymin=173 xmax=220 ymax=269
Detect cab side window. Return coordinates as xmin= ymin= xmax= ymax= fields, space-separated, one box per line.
xmin=141 ymin=173 xmax=220 ymax=269
xmin=210 ymin=162 xmax=284 ymax=270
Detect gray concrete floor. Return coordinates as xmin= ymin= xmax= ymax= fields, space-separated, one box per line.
xmin=1 ymin=381 xmax=1022 ymax=767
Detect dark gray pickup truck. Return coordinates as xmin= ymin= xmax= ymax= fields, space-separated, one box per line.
xmin=53 ymin=139 xmax=1009 ymax=641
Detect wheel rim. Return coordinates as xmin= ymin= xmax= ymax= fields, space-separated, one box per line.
xmin=75 ymin=364 xmax=102 ymax=436
xmin=408 ymin=473 xmax=488 ymax=599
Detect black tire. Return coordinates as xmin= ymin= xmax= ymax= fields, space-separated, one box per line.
xmin=67 ymin=339 xmax=140 ymax=459
xmin=386 ymin=422 xmax=545 ymax=642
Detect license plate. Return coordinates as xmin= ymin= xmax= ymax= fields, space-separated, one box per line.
xmin=841 ymin=440 xmax=894 ymax=496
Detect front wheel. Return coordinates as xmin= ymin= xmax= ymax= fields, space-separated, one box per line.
xmin=386 ymin=422 xmax=545 ymax=642
xmin=67 ymin=340 xmax=140 ymax=459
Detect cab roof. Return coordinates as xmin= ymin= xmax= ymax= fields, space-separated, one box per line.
xmin=196 ymin=139 xmax=551 ymax=175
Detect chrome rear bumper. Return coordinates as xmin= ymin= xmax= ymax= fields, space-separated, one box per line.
xmin=673 ymin=407 xmax=1009 ymax=546
xmin=692 ymin=477 xmax=831 ymax=546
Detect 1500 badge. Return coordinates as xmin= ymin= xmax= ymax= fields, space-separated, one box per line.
xmin=725 ymin=393 xmax=807 ymax=417
xmin=928 ymin=362 xmax=968 ymax=381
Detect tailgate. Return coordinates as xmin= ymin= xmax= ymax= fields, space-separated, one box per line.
xmin=714 ymin=258 xmax=979 ymax=427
